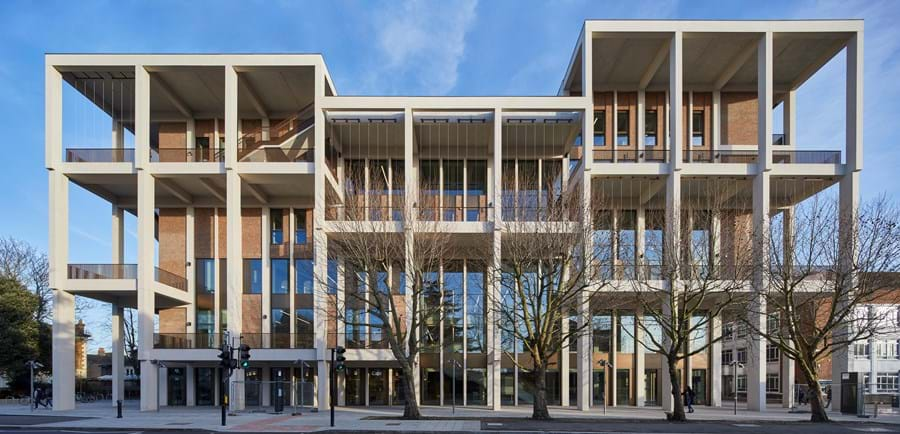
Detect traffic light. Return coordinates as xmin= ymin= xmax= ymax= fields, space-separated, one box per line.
xmin=334 ymin=346 xmax=346 ymax=372
xmin=217 ymin=343 xmax=231 ymax=369
xmin=239 ymin=344 xmax=251 ymax=369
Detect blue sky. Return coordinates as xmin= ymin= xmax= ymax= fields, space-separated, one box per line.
xmin=1 ymin=0 xmax=898 ymax=351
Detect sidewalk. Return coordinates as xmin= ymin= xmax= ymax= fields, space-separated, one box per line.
xmin=0 ymin=400 xmax=898 ymax=432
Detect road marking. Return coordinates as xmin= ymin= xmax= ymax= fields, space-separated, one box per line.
xmin=733 ymin=424 xmax=760 ymax=427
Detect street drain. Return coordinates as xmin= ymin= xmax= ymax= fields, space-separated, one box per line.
xmin=385 ymin=422 xmax=401 ymax=426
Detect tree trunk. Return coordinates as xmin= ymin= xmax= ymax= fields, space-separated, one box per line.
xmin=667 ymin=356 xmax=687 ymax=422
xmin=806 ymin=377 xmax=829 ymax=423
xmin=531 ymin=365 xmax=551 ymax=420
xmin=399 ymin=359 xmax=422 ymax=419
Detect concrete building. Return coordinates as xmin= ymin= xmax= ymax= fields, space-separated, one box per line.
xmin=47 ymin=19 xmax=864 ymax=412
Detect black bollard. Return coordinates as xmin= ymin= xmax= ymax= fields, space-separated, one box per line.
xmin=116 ymin=400 xmax=122 ymax=418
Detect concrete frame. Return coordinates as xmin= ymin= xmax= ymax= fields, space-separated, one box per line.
xmin=45 ymin=20 xmax=862 ymax=413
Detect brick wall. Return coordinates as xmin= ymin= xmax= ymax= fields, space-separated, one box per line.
xmin=721 ymin=92 xmax=758 ymax=146
xmin=157 ymin=122 xmax=186 ymax=149
xmin=159 ymin=307 xmax=186 ymax=334
xmin=158 ymin=208 xmax=186 ymax=278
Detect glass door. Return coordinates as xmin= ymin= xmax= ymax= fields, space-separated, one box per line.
xmin=368 ymin=368 xmax=388 ymax=406
xmin=692 ymin=369 xmax=707 ymax=406
xmin=644 ymin=369 xmax=659 ymax=406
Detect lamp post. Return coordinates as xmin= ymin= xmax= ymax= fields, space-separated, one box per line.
xmin=597 ymin=360 xmax=611 ymax=415
xmin=25 ymin=360 xmax=42 ymax=412
xmin=448 ymin=359 xmax=462 ymax=415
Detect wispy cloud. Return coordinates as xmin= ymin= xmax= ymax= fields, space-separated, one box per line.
xmin=348 ymin=0 xmax=478 ymax=95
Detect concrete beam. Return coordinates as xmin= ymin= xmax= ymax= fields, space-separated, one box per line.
xmin=151 ymin=74 xmax=193 ymax=118
xmin=244 ymin=182 xmax=269 ymax=203
xmin=158 ymin=178 xmax=193 ymax=204
xmin=714 ymin=40 xmax=757 ymax=90
xmin=238 ymin=74 xmax=269 ymax=119
xmin=198 ymin=177 xmax=226 ymax=202
xmin=639 ymin=40 xmax=670 ymax=89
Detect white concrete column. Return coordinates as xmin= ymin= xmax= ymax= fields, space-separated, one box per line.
xmin=637 ymin=90 xmax=646 ymax=161
xmin=712 ymin=90 xmax=721 ymax=152
xmin=111 ymin=304 xmax=125 ymax=406
xmin=314 ymin=228 xmax=330 ymax=411
xmin=846 ymin=31 xmax=863 ymax=172
xmin=186 ymin=119 xmax=195 ymax=149
xmin=576 ymin=290 xmax=591 ymax=411
xmin=660 ymin=300 xmax=673 ymax=412
xmin=186 ymin=365 xmax=196 ymax=406
xmin=488 ymin=230 xmax=502 ymax=410
xmin=158 ymin=367 xmax=168 ymax=407
xmin=781 ymin=344 xmax=795 ymax=408
xmin=610 ymin=311 xmax=618 ymax=406
xmin=137 ymin=170 xmax=158 ymax=411
xmin=52 ymin=288 xmax=75 ymax=411
xmin=135 ymin=65 xmax=150 ymax=169
xmin=225 ymin=65 xmax=238 ymax=169
xmin=111 ymin=204 xmax=126 ymax=407
xmin=186 ymin=208 xmax=196 ymax=335
xmin=262 ymin=208 xmax=271 ymax=337
xmin=561 ymin=314 xmax=570 ymax=407
xmin=758 ymin=32 xmax=774 ymax=171
xmin=746 ymin=31 xmax=774 ymax=413
xmin=634 ymin=309 xmax=646 ymax=407
xmin=669 ymin=31 xmax=683 ymax=170
xmin=45 ymin=63 xmax=62 ymax=168
xmin=711 ymin=314 xmax=723 ymax=407
xmin=225 ymin=170 xmax=244 ymax=411
xmin=782 ymin=90 xmax=795 ymax=147
xmin=748 ymin=173 xmax=769 ymax=412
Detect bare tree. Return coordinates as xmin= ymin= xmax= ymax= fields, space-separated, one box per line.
xmin=743 ymin=194 xmax=900 ymax=422
xmin=320 ymin=167 xmax=463 ymax=419
xmin=488 ymin=167 xmax=608 ymax=420
xmin=620 ymin=179 xmax=753 ymax=422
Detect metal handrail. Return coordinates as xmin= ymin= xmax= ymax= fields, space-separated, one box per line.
xmin=154 ymin=267 xmax=188 ymax=291
xmin=65 ymin=148 xmax=135 ymax=163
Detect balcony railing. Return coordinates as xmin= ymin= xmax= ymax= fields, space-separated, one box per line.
xmin=593 ymin=149 xmax=668 ymax=163
xmin=418 ymin=206 xmax=492 ymax=222
xmin=150 ymin=148 xmax=224 ymax=163
xmin=238 ymin=146 xmax=314 ymax=163
xmin=65 ymin=148 xmax=135 ymax=163
xmin=773 ymin=150 xmax=841 ymax=164
xmin=154 ymin=333 xmax=222 ymax=349
xmin=154 ymin=267 xmax=188 ymax=291
xmin=68 ymin=263 xmax=137 ymax=279
xmin=683 ymin=150 xmax=758 ymax=163
xmin=240 ymin=333 xmax=316 ymax=350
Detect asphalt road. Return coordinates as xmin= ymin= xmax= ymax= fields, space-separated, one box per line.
xmin=480 ymin=418 xmax=900 ymax=433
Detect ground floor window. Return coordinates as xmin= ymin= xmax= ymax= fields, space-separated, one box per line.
xmin=467 ymin=368 xmax=487 ymax=405
xmin=500 ymin=368 xmax=515 ymax=405
xmin=167 ymin=367 xmax=187 ymax=406
xmin=766 ymin=373 xmax=780 ymax=393
xmin=195 ymin=367 xmax=215 ymax=406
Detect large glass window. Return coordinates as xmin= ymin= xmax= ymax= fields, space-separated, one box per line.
xmin=593 ymin=110 xmax=606 ymax=146
xmin=466 ymin=263 xmax=486 ymax=353
xmin=243 ymin=259 xmax=262 ymax=294
xmin=691 ymin=111 xmax=704 ymax=147
xmin=327 ymin=259 xmax=338 ymax=294
xmin=295 ymin=259 xmax=314 ymax=295
xmin=617 ymin=313 xmax=635 ymax=354
xmin=689 ymin=314 xmax=708 ymax=353
xmin=616 ymin=110 xmax=629 ymax=146
xmin=271 ymin=259 xmax=289 ymax=295
xmin=467 ymin=160 xmax=487 ymax=221
xmin=271 ymin=208 xmax=285 ymax=245
xmin=295 ymin=209 xmax=308 ymax=244
xmin=444 ymin=261 xmax=464 ymax=353
xmin=645 ymin=110 xmax=658 ymax=146
xmin=617 ymin=210 xmax=636 ymax=279
xmin=419 ymin=160 xmax=440 ymax=220
xmin=196 ymin=259 xmax=215 ymax=294
xmin=592 ymin=313 xmax=612 ymax=352
xmin=443 ymin=160 xmax=464 ymax=221
xmin=295 ymin=308 xmax=314 ymax=348
xmin=642 ymin=315 xmax=662 ymax=354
